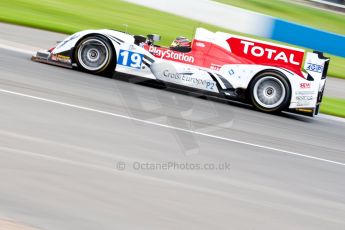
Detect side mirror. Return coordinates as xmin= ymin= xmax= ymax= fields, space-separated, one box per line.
xmin=147 ymin=34 xmax=161 ymax=43
xmin=134 ymin=35 xmax=147 ymax=45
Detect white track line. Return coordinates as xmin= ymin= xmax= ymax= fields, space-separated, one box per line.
xmin=1 ymin=88 xmax=345 ymax=167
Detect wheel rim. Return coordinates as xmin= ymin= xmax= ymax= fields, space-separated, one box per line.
xmin=253 ymin=76 xmax=286 ymax=109
xmin=77 ymin=39 xmax=109 ymax=71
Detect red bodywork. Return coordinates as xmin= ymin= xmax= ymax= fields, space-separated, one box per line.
xmin=144 ymin=37 xmax=305 ymax=77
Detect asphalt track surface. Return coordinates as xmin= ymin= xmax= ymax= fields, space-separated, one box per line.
xmin=0 ymin=23 xmax=345 ymax=230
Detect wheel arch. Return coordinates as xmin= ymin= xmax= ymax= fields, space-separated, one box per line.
xmin=247 ymin=68 xmax=293 ymax=112
xmin=71 ymin=33 xmax=117 ymax=65
xmin=72 ymin=33 xmax=118 ymax=76
xmin=246 ymin=68 xmax=292 ymax=104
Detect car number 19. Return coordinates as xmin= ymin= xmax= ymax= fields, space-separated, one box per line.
xmin=118 ymin=50 xmax=143 ymax=69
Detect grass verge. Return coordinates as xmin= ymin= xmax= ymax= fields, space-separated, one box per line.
xmin=321 ymin=97 xmax=345 ymax=118
xmin=0 ymin=0 xmax=225 ymax=46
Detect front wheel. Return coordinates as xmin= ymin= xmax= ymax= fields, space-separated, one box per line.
xmin=75 ymin=35 xmax=115 ymax=75
xmin=250 ymin=71 xmax=290 ymax=113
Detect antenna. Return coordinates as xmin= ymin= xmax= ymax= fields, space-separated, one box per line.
xmin=123 ymin=24 xmax=128 ymax=34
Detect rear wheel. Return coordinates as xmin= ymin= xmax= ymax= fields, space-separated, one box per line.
xmin=250 ymin=71 xmax=290 ymax=113
xmin=75 ymin=35 xmax=115 ymax=75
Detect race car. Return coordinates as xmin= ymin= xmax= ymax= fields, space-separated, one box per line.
xmin=32 ymin=27 xmax=330 ymax=116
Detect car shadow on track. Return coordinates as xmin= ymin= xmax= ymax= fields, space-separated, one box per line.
xmin=109 ymin=72 xmax=314 ymax=123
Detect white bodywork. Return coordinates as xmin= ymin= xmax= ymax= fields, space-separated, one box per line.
xmin=50 ymin=28 xmax=329 ymax=112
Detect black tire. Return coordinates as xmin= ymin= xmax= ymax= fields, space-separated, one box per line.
xmin=249 ymin=71 xmax=290 ymax=113
xmin=75 ymin=35 xmax=115 ymax=75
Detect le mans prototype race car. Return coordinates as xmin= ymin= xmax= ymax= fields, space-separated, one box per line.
xmin=32 ymin=27 xmax=330 ymax=116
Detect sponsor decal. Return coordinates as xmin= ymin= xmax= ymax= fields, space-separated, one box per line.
xmin=51 ymin=54 xmax=71 ymax=64
xmin=296 ymin=91 xmax=314 ymax=95
xmin=162 ymin=70 xmax=216 ymax=90
xmin=296 ymin=96 xmax=313 ymax=101
xmin=296 ymin=91 xmax=315 ymax=106
xmin=239 ymin=40 xmax=300 ymax=65
xmin=306 ymin=63 xmax=323 ymax=73
xmin=210 ymin=64 xmax=222 ymax=71
xmin=300 ymin=83 xmax=311 ymax=89
xmin=149 ymin=46 xmax=195 ymax=63
xmin=227 ymin=37 xmax=304 ymax=75
xmin=195 ymin=42 xmax=206 ymax=47
xmin=296 ymin=108 xmax=313 ymax=113
xmin=297 ymin=101 xmax=313 ymax=106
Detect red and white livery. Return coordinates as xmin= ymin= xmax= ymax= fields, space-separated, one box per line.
xmin=32 ymin=27 xmax=329 ymax=116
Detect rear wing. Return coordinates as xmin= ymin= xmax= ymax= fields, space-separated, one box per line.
xmin=305 ymin=51 xmax=329 ymax=80
xmin=304 ymin=51 xmax=330 ymax=115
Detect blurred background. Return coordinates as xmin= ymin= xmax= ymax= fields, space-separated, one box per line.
xmin=296 ymin=0 xmax=345 ymax=12
xmin=1 ymin=0 xmax=344 ymax=74
xmin=0 ymin=0 xmax=344 ymax=117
